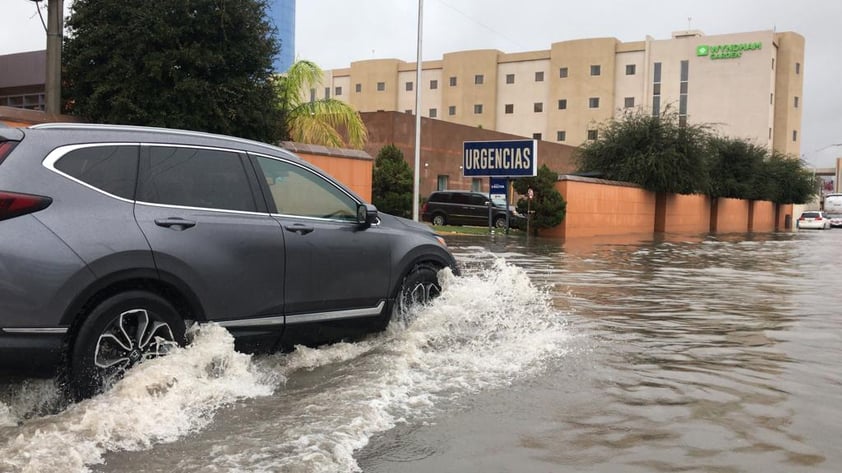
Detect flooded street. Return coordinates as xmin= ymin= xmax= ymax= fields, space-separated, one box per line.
xmin=2 ymin=230 xmax=841 ymax=472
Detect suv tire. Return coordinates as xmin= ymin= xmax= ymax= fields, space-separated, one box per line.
xmin=392 ymin=265 xmax=442 ymax=323
xmin=67 ymin=290 xmax=186 ymax=400
xmin=432 ymin=214 xmax=447 ymax=226
xmin=494 ymin=215 xmax=508 ymax=228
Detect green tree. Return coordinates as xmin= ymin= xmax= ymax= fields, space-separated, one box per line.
xmin=576 ymin=109 xmax=710 ymax=194
xmin=63 ymin=0 xmax=282 ymax=142
xmin=277 ymin=60 xmax=368 ymax=148
xmin=371 ymin=144 xmax=412 ymax=217
xmin=706 ymin=137 xmax=769 ymax=200
xmin=513 ymin=165 xmax=567 ymax=235
xmin=762 ymin=151 xmax=818 ymax=204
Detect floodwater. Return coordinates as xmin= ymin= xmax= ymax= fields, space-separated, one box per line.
xmin=1 ymin=229 xmax=841 ymax=473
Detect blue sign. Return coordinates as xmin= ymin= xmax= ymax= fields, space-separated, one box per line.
xmin=490 ymin=177 xmax=508 ymax=195
xmin=463 ymin=139 xmax=537 ymax=177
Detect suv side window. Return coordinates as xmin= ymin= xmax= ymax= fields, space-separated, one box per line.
xmin=54 ymin=145 xmax=138 ymax=199
xmin=138 ymin=146 xmax=257 ymax=212
xmin=254 ymin=155 xmax=358 ymax=221
xmin=429 ymin=192 xmax=450 ymax=203
xmin=451 ymin=193 xmax=470 ymax=205
xmin=468 ymin=194 xmax=488 ymax=206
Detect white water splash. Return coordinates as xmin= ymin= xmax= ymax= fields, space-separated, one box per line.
xmin=0 ymin=324 xmax=277 ymax=473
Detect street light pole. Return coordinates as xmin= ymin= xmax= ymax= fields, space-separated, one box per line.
xmin=412 ymin=0 xmax=424 ymax=221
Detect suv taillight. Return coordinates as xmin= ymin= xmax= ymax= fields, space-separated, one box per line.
xmin=421 ymin=202 xmax=428 ymax=213
xmin=0 ymin=191 xmax=53 ymax=222
xmin=0 ymin=141 xmax=18 ymax=166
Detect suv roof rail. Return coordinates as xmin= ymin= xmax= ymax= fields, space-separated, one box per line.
xmin=28 ymin=123 xmax=283 ymax=154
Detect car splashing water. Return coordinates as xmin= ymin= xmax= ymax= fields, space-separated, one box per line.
xmin=0 ymin=324 xmax=278 ymax=473
xmin=0 ymin=259 xmax=572 ymax=473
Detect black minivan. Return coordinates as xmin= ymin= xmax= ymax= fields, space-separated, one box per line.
xmin=421 ymin=190 xmax=524 ymax=229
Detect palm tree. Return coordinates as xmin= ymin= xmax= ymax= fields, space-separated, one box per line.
xmin=278 ymin=60 xmax=368 ymax=149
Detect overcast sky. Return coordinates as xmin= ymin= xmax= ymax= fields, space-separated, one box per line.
xmin=3 ymin=0 xmax=841 ymax=167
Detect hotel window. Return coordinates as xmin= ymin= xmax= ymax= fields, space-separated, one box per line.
xmin=406 ymin=81 xmax=413 ymax=92
xmin=430 ymin=79 xmax=438 ymax=89
xmin=770 ymin=93 xmax=774 ymax=105
xmin=449 ymin=76 xmax=457 ymax=86
xmin=335 ymin=86 xmax=343 ymax=96
xmin=590 ymin=65 xmax=601 ymax=76
xmin=475 ymin=74 xmax=484 ymax=85
xmin=405 ymin=109 xmax=412 ymax=114
xmin=471 ymin=178 xmax=483 ymax=192
xmin=589 ymin=97 xmax=600 ymax=109
xmin=652 ymin=62 xmax=662 ymax=117
xmin=793 ymin=130 xmax=798 ymax=142
xmin=506 ymin=73 xmax=515 ymax=84
xmin=505 ymin=104 xmax=514 ymax=114
xmin=772 ymin=58 xmax=775 ymax=70
xmin=355 ymin=83 xmax=362 ymax=93
xmin=558 ymin=99 xmax=567 ymax=110
xmin=795 ymin=62 xmax=801 ymax=74
xmin=679 ymin=60 xmax=689 ymax=124
xmin=376 ymin=82 xmax=385 ymax=91
xmin=624 ymin=97 xmax=635 ymax=108
xmin=559 ymin=67 xmax=568 ymax=78
xmin=794 ymin=96 xmax=800 ymax=108
xmin=556 ymin=131 xmax=566 ymax=142
xmin=474 ymin=104 xmax=483 ymax=114
xmin=437 ymin=175 xmax=449 ymax=191
xmin=534 ymin=102 xmax=543 ymax=113
xmin=324 ymin=87 xmax=330 ymax=99
xmin=532 ymin=133 xmax=542 ymax=140
xmin=769 ymin=128 xmax=772 ymax=139
xmin=535 ymin=71 xmax=544 ymax=82
xmin=448 ymin=105 xmax=456 ymax=116
xmin=587 ymin=129 xmax=598 ymax=140
xmin=429 ymin=108 xmax=437 ymax=118
xmin=626 ymin=64 xmax=636 ymax=75
xmin=309 ymin=88 xmax=316 ymax=102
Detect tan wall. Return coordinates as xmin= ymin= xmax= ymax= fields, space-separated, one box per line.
xmin=773 ymin=32 xmax=805 ymax=156
xmin=441 ymin=50 xmax=501 ymax=130
xmin=750 ymin=200 xmax=777 ymax=232
xmin=663 ymin=193 xmax=711 ymax=233
xmin=294 ymin=152 xmax=373 ymax=202
xmin=545 ymin=177 xmax=656 ymax=238
xmin=496 ymin=59 xmax=551 ymax=139
xmin=348 ymin=59 xmax=402 ymax=112
xmin=714 ymin=198 xmax=750 ymax=233
xmin=548 ymin=38 xmax=618 ymax=145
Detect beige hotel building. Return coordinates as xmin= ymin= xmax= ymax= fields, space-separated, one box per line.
xmin=318 ymin=29 xmax=804 ymax=156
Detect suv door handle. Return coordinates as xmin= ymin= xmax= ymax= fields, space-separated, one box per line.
xmin=154 ymin=218 xmax=196 ymax=230
xmin=284 ymin=223 xmax=314 ymax=235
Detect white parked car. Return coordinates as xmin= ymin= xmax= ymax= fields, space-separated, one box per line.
xmin=796 ymin=211 xmax=831 ymax=230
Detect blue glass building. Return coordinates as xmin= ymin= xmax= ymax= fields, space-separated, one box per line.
xmin=268 ymin=0 xmax=295 ymax=72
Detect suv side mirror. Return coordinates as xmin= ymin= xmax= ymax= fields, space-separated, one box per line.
xmin=356 ymin=203 xmax=379 ymax=227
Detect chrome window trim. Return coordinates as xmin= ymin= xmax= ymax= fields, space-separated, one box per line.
xmin=2 ymin=327 xmax=68 ymax=334
xmin=134 ymin=200 xmax=271 ymax=217
xmin=217 ymin=301 xmax=385 ymax=328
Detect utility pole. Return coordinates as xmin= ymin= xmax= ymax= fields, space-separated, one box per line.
xmin=412 ymin=0 xmax=424 ymax=221
xmin=45 ymin=0 xmax=64 ymax=114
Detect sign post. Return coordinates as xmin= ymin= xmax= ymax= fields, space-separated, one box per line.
xmin=463 ymin=139 xmax=538 ymax=231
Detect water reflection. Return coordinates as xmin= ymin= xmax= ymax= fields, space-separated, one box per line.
xmin=444 ymin=230 xmax=839 ymax=471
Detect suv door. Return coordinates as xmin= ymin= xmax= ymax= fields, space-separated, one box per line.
xmin=134 ymin=145 xmax=286 ymax=326
xmin=467 ymin=193 xmax=492 ymax=226
xmin=250 ymin=154 xmax=391 ymax=319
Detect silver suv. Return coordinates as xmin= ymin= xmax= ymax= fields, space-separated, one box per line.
xmin=0 ymin=124 xmax=457 ymax=399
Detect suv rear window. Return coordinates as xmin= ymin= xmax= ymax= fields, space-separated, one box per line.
xmin=802 ymin=212 xmax=820 ymax=218
xmin=55 ymin=145 xmax=138 ymax=199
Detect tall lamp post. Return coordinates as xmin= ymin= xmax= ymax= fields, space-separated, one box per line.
xmin=412 ymin=0 xmax=424 ymax=221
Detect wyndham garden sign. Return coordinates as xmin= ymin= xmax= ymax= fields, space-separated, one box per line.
xmin=696 ymin=42 xmax=762 ymax=60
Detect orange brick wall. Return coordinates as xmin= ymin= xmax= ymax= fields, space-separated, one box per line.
xmin=714 ymin=198 xmax=750 ymax=233
xmin=751 ymin=201 xmax=776 ymax=232
xmin=664 ymin=194 xmax=711 ymax=233
xmin=295 ymin=152 xmax=373 ymax=202
xmin=777 ymin=203 xmax=794 ymax=230
xmin=543 ymin=179 xmax=656 ymax=238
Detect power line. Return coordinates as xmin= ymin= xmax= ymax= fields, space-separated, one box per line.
xmin=432 ymin=0 xmax=528 ymax=51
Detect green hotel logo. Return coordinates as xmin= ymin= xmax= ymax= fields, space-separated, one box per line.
xmin=697 ymin=42 xmax=762 ymax=60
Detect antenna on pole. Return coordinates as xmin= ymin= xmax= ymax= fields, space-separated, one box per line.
xmin=687 ymin=17 xmax=692 ymax=30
